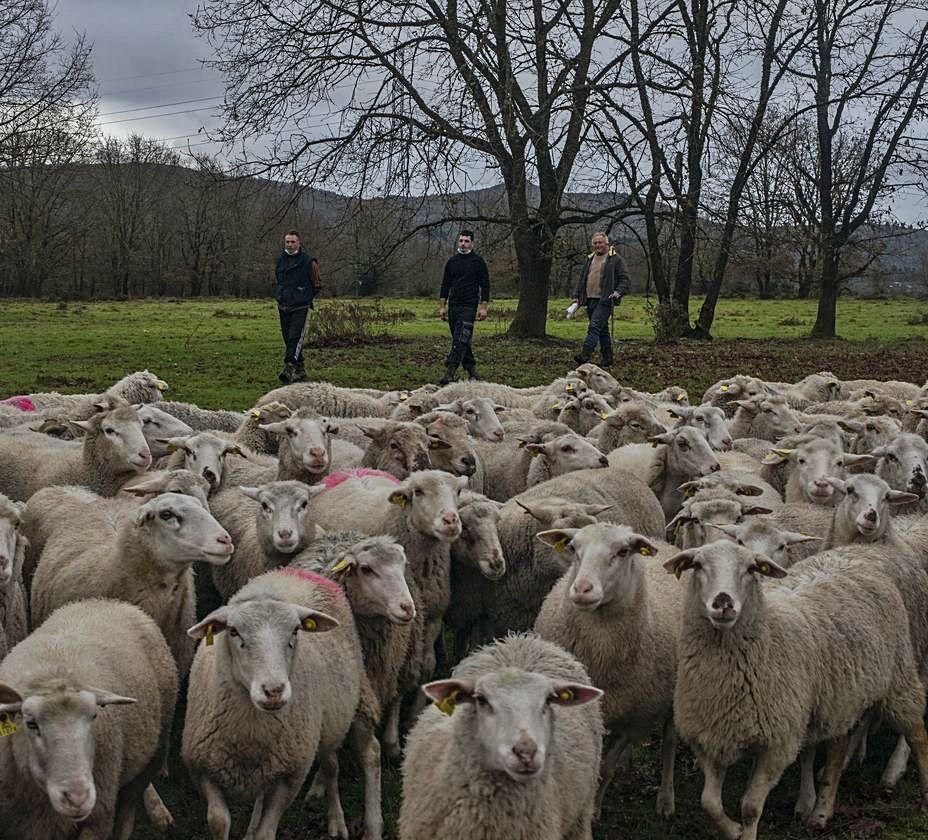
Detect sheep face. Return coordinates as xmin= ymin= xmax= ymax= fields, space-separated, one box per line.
xmin=423 ymin=413 xmax=478 ymax=477
xmin=135 ymin=492 xmax=234 ymax=566
xmin=453 ymin=496 xmax=505 ymax=580
xmin=263 ymin=417 xmax=336 ymax=478
xmin=516 ymin=498 xmax=614 ymax=531
xmin=0 ymin=496 xmax=24 ymax=585
xmin=664 ymin=540 xmax=787 ymax=629
xmin=666 ymin=497 xmax=770 ymax=549
xmin=827 ymin=474 xmax=918 ymax=540
xmin=558 ymin=393 xmax=612 ymax=435
xmin=136 ymin=405 xmax=193 ymax=458
xmin=537 ymin=522 xmax=656 ymax=610
xmin=599 ymin=404 xmax=666 ymax=448
xmin=360 ymin=421 xmax=431 ymax=478
xmin=73 ymin=401 xmax=152 ymax=474
xmin=874 ymin=433 xmax=928 ymax=500
xmin=163 ymin=431 xmax=242 ymax=491
xmin=652 ymin=426 xmax=720 ymax=481
xmin=671 ymin=405 xmax=732 ymax=451
xmin=422 ymin=670 xmax=601 ymax=781
xmin=525 ymin=432 xmax=609 ymax=476
xmin=241 ymin=481 xmax=325 ymax=554
xmin=764 ymin=437 xmax=872 ymax=506
xmin=711 ymin=519 xmax=818 ymax=568
xmin=122 ymin=469 xmax=211 ymax=510
xmin=705 ymin=375 xmax=767 ymax=406
xmin=388 ymin=470 xmax=465 ymax=542
xmin=188 ymin=600 xmax=338 ymax=711
xmin=334 ymin=538 xmax=416 ymax=624
xmin=733 ymin=396 xmax=802 ymax=441
xmin=437 ymin=397 xmax=505 ymax=442
xmin=128 ymin=370 xmax=169 ymax=404
xmin=572 ymin=364 xmax=618 ymax=395
xmin=0 ymin=684 xmax=137 ymax=822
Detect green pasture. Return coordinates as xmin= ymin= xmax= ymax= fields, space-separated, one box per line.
xmin=1 ymin=296 xmax=927 ymax=408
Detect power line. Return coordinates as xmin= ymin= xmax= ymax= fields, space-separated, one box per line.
xmin=98 ymin=97 xmax=223 ymax=117
xmin=96 ymin=66 xmax=205 ymax=84
xmin=101 ymin=78 xmax=220 ymax=97
xmin=98 ymin=107 xmax=220 ymax=126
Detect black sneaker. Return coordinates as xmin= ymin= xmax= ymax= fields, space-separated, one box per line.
xmin=573 ymin=351 xmax=591 ymax=366
xmin=465 ymin=367 xmax=483 ymax=381
xmin=291 ymin=365 xmax=307 ymax=383
xmin=278 ymin=363 xmax=294 ymax=384
xmin=439 ymin=365 xmax=458 ymax=386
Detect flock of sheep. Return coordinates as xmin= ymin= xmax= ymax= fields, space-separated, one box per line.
xmin=0 ymin=365 xmax=927 ymax=839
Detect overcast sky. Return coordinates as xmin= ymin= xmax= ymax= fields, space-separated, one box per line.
xmin=53 ymin=1 xmax=926 ymax=223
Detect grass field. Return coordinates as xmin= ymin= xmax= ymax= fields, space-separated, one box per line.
xmin=3 ymin=295 xmax=928 ymax=839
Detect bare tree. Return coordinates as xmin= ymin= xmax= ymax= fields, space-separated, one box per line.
xmin=192 ymin=0 xmax=641 ymax=337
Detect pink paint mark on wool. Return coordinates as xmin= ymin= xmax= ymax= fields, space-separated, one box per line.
xmin=1 ymin=397 xmax=35 ymax=411
xmin=323 ymin=468 xmax=401 ymax=491
xmin=275 ymin=567 xmax=346 ymax=599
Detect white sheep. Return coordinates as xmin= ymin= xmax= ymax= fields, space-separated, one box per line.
xmin=159 ymin=430 xmax=245 ymax=493
xmin=256 ymin=380 xmax=395 ymax=417
xmin=399 ymin=633 xmax=604 ymax=840
xmin=0 ymin=598 xmax=177 ymax=839
xmin=0 ymin=493 xmax=27 ymax=659
xmin=154 ymin=399 xmax=245 ymax=432
xmin=588 ymin=402 xmax=667 ymax=454
xmin=182 ymin=567 xmax=362 ymax=839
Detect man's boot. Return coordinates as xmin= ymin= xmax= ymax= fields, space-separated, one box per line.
xmin=439 ymin=364 xmax=458 ymax=386
xmin=573 ymin=347 xmax=592 ymax=366
xmin=465 ymin=366 xmax=483 ymax=381
xmin=600 ymin=353 xmax=614 ymax=368
xmin=291 ymin=363 xmax=307 ymax=383
xmin=278 ymin=362 xmax=295 ymax=384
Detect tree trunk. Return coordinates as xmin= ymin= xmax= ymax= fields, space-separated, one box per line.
xmin=507 ymin=210 xmax=553 ymax=339
xmin=810 ymin=248 xmax=839 ymax=337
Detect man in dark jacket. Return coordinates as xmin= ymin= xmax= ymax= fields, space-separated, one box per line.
xmin=274 ymin=230 xmax=321 ymax=383
xmin=570 ymin=231 xmax=630 ymax=367
xmin=438 ymin=229 xmax=490 ymax=384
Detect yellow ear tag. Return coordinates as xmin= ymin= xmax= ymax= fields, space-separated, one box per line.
xmin=719 ymin=385 xmax=729 ymax=391
xmin=436 ymin=690 xmax=459 ymax=716
xmin=517 ymin=440 xmax=526 ymax=449
xmin=565 ymin=384 xmax=574 ymax=392
xmin=551 ymin=403 xmax=561 ymax=410
xmin=673 ymin=561 xmax=686 ymax=580
xmin=758 ymin=563 xmax=770 ymax=575
xmin=250 ymin=408 xmax=261 ymax=418
xmin=676 ymin=394 xmax=686 ymax=401
xmin=639 ymin=546 xmax=651 ymax=556
xmin=156 ymin=381 xmax=167 ymax=391
xmin=907 ymin=400 xmax=914 ymax=406
xmin=302 ymin=617 xmax=317 ymax=631
xmin=553 ymin=538 xmax=568 ymax=552
xmin=391 ymin=495 xmax=408 ymax=509
xmin=0 ymin=714 xmax=17 ymax=737
xmin=557 ymin=688 xmax=574 ymax=702
xmin=331 ymin=558 xmax=352 ymax=575
xmin=205 ymin=624 xmax=214 ymax=646
xmin=599 ymin=412 xmax=609 ymax=420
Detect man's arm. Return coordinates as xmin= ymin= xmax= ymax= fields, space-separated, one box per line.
xmin=309 ymin=259 xmax=322 ymax=290
xmin=439 ymin=261 xmax=452 ymax=320
xmin=609 ymin=254 xmax=630 ymax=300
xmin=477 ymin=256 xmax=489 ymax=320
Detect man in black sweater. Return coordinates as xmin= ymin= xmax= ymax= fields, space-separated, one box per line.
xmin=438 ymin=229 xmax=490 ymax=384
xmin=274 ymin=230 xmax=321 ymax=383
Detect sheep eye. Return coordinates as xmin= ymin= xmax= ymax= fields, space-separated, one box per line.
xmin=866 ymin=424 xmax=875 ymax=432
xmin=884 ymin=453 xmax=897 ymax=463
xmin=737 ymin=539 xmax=744 ymax=546
xmin=835 ymin=460 xmax=843 ymax=468
xmin=142 ymin=418 xmax=151 ymax=426
xmin=798 ymin=457 xmax=806 ymax=464
xmin=26 ymin=720 xmax=39 ymax=733
xmin=678 ymin=440 xmax=689 ymax=450
xmin=104 ymin=427 xmax=116 ymax=435
xmin=360 ymin=565 xmax=375 ymax=576
xmin=561 ymin=445 xmax=575 ymax=453
xmin=630 ymin=422 xmax=640 ymax=429
xmin=390 ymin=442 xmax=400 ymax=450
xmin=159 ymin=510 xmax=175 ymax=521
xmin=286 ymin=427 xmax=296 ymax=437
xmin=261 ymin=502 xmax=271 ymax=513
xmin=299 ymin=501 xmax=308 ymax=510
xmin=474 ymin=694 xmax=489 ymax=708
xmin=229 ymin=627 xmax=239 ymax=638
xmin=413 ymin=488 xmax=424 ymax=496
xmin=847 ymin=486 xmax=856 ymax=495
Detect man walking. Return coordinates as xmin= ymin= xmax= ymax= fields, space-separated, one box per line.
xmin=274 ymin=230 xmax=321 ymax=383
xmin=570 ymin=231 xmax=630 ymax=367
xmin=438 ymin=229 xmax=490 ymax=385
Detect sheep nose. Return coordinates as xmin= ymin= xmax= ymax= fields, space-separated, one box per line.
xmin=574 ymin=578 xmax=593 ymax=596
xmin=441 ymin=512 xmax=459 ymax=526
xmin=398 ymin=601 xmax=415 ymax=619
xmin=710 ymin=462 xmax=721 ymax=472
xmin=712 ymin=593 xmax=734 ymax=610
xmin=138 ymin=449 xmax=151 ymax=464
xmin=461 ymin=454 xmax=476 ymax=468
xmin=202 ymin=467 xmax=217 ymax=485
xmin=262 ymin=683 xmax=285 ymax=700
xmin=598 ymin=456 xmax=609 ymax=466
xmin=912 ymin=471 xmax=926 ymax=488
xmin=217 ymin=533 xmax=232 ymax=547
xmin=512 ymin=737 xmax=538 ymax=766
xmin=814 ymin=479 xmax=830 ymax=489
xmin=277 ymin=529 xmax=293 ymax=541
xmin=62 ymin=787 xmax=91 ymax=809
xmin=722 ymin=438 xmax=733 ymax=451
xmin=309 ymin=447 xmax=326 ymax=458
xmin=493 ymin=429 xmax=504 ymax=441
xmin=864 ymin=509 xmax=877 ymax=523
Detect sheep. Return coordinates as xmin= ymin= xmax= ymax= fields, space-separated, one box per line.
xmin=399 ymin=633 xmax=604 ymax=840
xmin=136 ymin=404 xmax=194 ymax=459
xmin=31 ymin=492 xmax=233 ymax=679
xmin=727 ymin=395 xmax=802 ymax=441
xmin=822 ymin=474 xmax=919 ymax=549
xmin=760 ymin=434 xmax=873 ymax=506
xmin=256 ymin=380 xmax=395 ymax=417
xmin=670 ymin=404 xmax=733 ymax=450
xmin=343 ymin=420 xmax=432 ymax=479
xmin=534 ymin=523 xmax=682 ymax=817
xmin=0 ymin=397 xmax=152 ymax=500
xmin=839 ymin=415 xmax=902 ymax=454
xmin=416 ymin=411 xmax=479 ymax=478
xmin=555 ymin=392 xmax=613 ymax=436
xmin=667 ymin=539 xmax=928 ymax=838
xmin=288 ymin=532 xmax=418 ymax=840
xmin=430 ymin=380 xmax=544 ymax=409
xmin=678 ymin=468 xmax=783 ymax=514
xmin=228 ymin=401 xmax=292 ymax=454
xmin=708 ymin=518 xmax=821 ymax=569
xmin=524 ymin=432 xmax=610 ymax=489
xmin=839 ymin=378 xmax=922 ymax=402
xmin=159 ymin=430 xmax=245 ymax=493
xmin=701 ymin=375 xmax=770 ymax=415
xmin=208 ymin=481 xmax=327 ymax=601
xmin=873 ymin=432 xmax=928 ymax=512
xmin=607 ymin=427 xmax=720 ymax=519
xmin=665 ymin=489 xmax=772 ymax=548
xmin=779 ymin=371 xmax=843 ymax=409
xmin=182 ymin=568 xmax=362 ymax=840
xmin=0 ymin=493 xmax=27 ymax=659
xmin=0 ymin=598 xmax=177 ymax=840
xmin=154 ymin=400 xmax=245 ymax=432
xmin=588 ymin=402 xmax=667 ymax=454
xmin=433 ymin=396 xmax=506 ymax=441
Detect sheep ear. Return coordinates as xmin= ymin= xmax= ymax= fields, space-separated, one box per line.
xmin=628 ymin=535 xmax=657 ymax=556
xmin=740 ymin=505 xmax=772 ymax=517
xmin=388 ymin=489 xmax=411 ymax=509
xmin=494 ymin=404 xmax=506 ymax=414
xmin=784 ymin=531 xmax=821 ymax=545
xmin=238 ymin=486 xmax=261 ymax=500
xmin=706 ymin=522 xmax=741 ymax=539
xmin=187 ymin=608 xmax=230 ymax=640
xmin=295 ymin=606 xmax=339 ymax=633
xmin=761 ymin=449 xmax=792 ymax=465
xmin=663 ymin=549 xmax=700 ymax=579
xmin=524 ymin=442 xmax=547 ymax=458
xmin=536 ymin=529 xmax=578 ymax=552
xmin=515 ymin=500 xmax=542 ymax=521
xmin=122 ymin=475 xmax=169 ymax=496
xmin=665 ymin=405 xmax=691 ymax=420
xmin=422 ymin=679 xmax=474 ymax=715
xmin=678 ymin=480 xmax=701 ymax=498
xmin=69 ymin=418 xmax=95 ymax=433
xmin=751 ymin=555 xmax=788 ymax=579
xmin=548 ymin=683 xmax=604 ymax=707
xmin=0 ymin=683 xmax=23 ymax=712
xmin=88 ymin=688 xmax=137 ymax=707
xmin=163 ymin=436 xmax=187 ymax=453
xmin=844 ymin=453 xmax=875 ymax=469
xmin=223 ymin=443 xmax=244 ymax=458
xmin=428 ymin=436 xmax=452 ymax=450
xmin=649 ymin=432 xmax=675 ymax=447
xmin=258 ymin=421 xmax=288 ymax=435
xmin=733 ymin=484 xmax=763 ymax=497
xmin=888 ymin=490 xmax=920 ymax=505
xmin=306 ymin=484 xmax=327 ymax=499
xmin=838 ymin=419 xmax=863 ymax=434
xmin=825 ymin=477 xmax=847 ymax=494
xmin=733 ymin=399 xmax=759 ymax=412
xmin=134 ymin=505 xmax=156 ymax=526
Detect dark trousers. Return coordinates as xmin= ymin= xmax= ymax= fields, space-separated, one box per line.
xmin=445 ymin=304 xmax=477 ymax=370
xmin=278 ymin=306 xmax=309 ymax=366
xmin=582 ymin=298 xmax=613 ymax=360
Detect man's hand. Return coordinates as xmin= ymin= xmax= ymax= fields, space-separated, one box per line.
xmin=609 ymin=292 xmax=623 ymax=302
xmin=477 ymin=304 xmax=488 ymax=321
xmin=439 ymin=305 xmax=447 ymax=321
xmin=570 ymin=299 xmax=579 ymax=306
